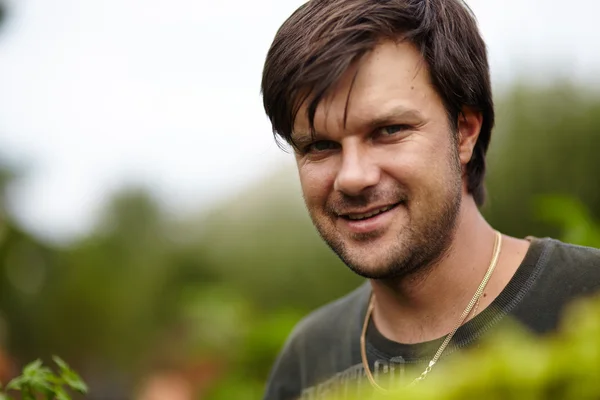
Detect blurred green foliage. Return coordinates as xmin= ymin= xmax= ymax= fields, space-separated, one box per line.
xmin=0 ymin=357 xmax=87 ymax=400
xmin=0 ymin=83 xmax=599 ymax=399
xmin=484 ymin=83 xmax=600 ymax=239
xmin=321 ymin=290 xmax=600 ymax=400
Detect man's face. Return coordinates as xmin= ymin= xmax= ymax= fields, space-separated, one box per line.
xmin=291 ymin=40 xmax=465 ymax=280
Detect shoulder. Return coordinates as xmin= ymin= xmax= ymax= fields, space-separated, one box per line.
xmin=542 ymin=238 xmax=600 ymax=265
xmin=508 ymin=237 xmax=600 ymax=334
xmin=525 ymin=237 xmax=600 ymax=300
xmin=263 ymin=283 xmax=370 ymax=400
xmin=536 ymin=237 xmax=600 ymax=277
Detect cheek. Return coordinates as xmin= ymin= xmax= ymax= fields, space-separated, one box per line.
xmin=378 ymin=143 xmax=450 ymax=193
xmin=298 ymin=164 xmax=335 ymax=207
xmin=377 ymin=146 xmax=424 ymax=183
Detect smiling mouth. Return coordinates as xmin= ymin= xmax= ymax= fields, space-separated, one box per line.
xmin=340 ymin=202 xmax=402 ymax=221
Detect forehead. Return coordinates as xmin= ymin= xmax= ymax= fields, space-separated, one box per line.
xmin=293 ymin=40 xmax=443 ymax=135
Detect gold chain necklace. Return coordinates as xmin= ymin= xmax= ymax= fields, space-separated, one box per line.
xmin=360 ymin=231 xmax=503 ymax=392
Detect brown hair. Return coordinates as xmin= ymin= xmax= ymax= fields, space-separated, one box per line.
xmin=261 ymin=0 xmax=494 ymax=206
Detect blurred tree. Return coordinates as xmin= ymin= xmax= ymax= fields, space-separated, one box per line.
xmin=0 ymin=1 xmax=6 ymax=28
xmin=0 ymin=187 xmax=211 ymax=398
xmin=195 ymin=167 xmax=363 ymax=314
xmin=0 ymin=160 xmax=59 ymax=369
xmin=484 ymin=83 xmax=600 ymax=239
xmin=41 ymin=190 xmax=177 ymax=375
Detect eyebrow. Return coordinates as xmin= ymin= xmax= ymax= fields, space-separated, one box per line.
xmin=366 ymin=106 xmax=425 ymax=129
xmin=290 ymin=130 xmax=318 ymax=148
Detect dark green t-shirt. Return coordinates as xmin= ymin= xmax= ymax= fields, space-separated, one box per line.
xmin=263 ymin=238 xmax=600 ymax=400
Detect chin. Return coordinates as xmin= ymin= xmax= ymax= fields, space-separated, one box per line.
xmin=350 ymin=262 xmax=423 ymax=280
xmin=343 ymin=255 xmax=398 ymax=279
xmin=347 ymin=264 xmax=398 ymax=280
xmin=341 ymin=245 xmax=426 ymax=280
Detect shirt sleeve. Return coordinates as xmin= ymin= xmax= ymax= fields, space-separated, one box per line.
xmin=263 ymin=328 xmax=305 ymax=400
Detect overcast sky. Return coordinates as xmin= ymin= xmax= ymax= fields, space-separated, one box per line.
xmin=0 ymin=0 xmax=598 ymax=243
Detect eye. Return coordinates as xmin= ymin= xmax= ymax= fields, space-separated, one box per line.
xmin=377 ymin=124 xmax=411 ymax=136
xmin=305 ymin=140 xmax=339 ymax=153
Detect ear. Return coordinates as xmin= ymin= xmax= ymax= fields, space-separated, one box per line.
xmin=457 ymin=106 xmax=483 ymax=167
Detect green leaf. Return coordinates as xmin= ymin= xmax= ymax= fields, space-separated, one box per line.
xmin=52 ymin=356 xmax=69 ymax=373
xmin=63 ymin=374 xmax=88 ymax=394
xmin=22 ymin=360 xmax=43 ymax=377
xmin=26 ymin=376 xmax=53 ymax=393
xmin=52 ymin=386 xmax=70 ymax=400
xmin=22 ymin=387 xmax=35 ymax=400
xmin=6 ymin=376 xmax=25 ymax=391
xmin=53 ymin=356 xmax=88 ymax=394
xmin=46 ymin=375 xmax=65 ymax=385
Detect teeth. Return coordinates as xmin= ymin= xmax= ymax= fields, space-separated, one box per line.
xmin=347 ymin=205 xmax=394 ymax=220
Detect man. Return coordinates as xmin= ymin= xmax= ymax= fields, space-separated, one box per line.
xmin=260 ymin=0 xmax=600 ymax=399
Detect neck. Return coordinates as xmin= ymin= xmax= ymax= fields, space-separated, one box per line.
xmin=369 ymin=197 xmax=511 ymax=344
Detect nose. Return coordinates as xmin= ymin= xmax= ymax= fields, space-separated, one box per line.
xmin=333 ymin=144 xmax=380 ymax=196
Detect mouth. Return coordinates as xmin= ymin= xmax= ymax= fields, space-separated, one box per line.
xmin=339 ymin=202 xmax=402 ymax=221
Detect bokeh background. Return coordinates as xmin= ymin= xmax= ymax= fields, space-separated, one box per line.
xmin=0 ymin=0 xmax=599 ymax=399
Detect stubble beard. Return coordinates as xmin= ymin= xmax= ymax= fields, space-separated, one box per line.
xmin=308 ymin=156 xmax=463 ymax=282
